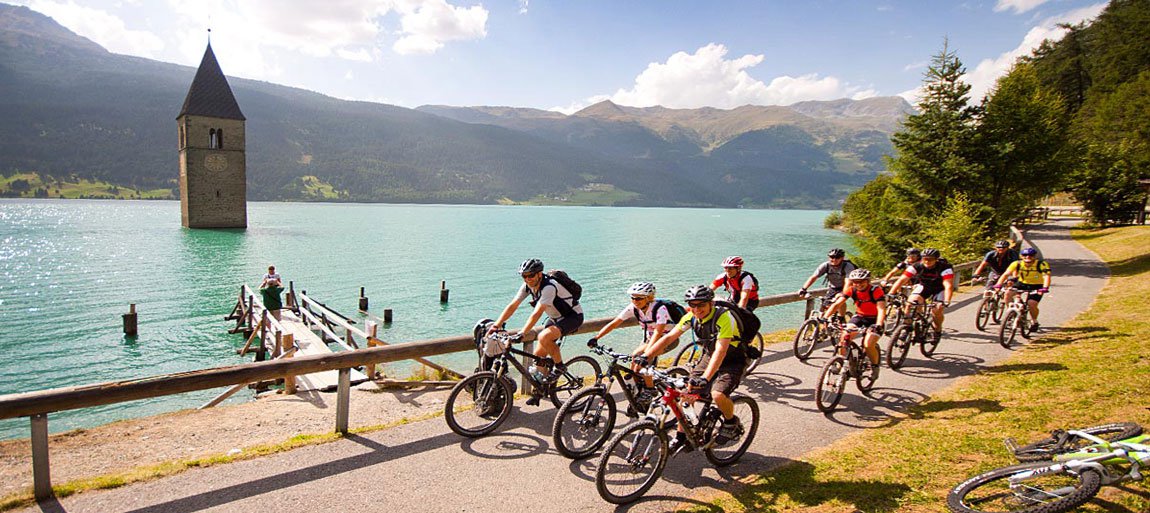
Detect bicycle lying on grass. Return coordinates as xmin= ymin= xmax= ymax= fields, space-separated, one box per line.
xmin=814 ymin=324 xmax=880 ymax=413
xmin=444 ymin=327 xmax=600 ymax=438
xmin=948 ymin=422 xmax=1149 ymax=513
xmin=885 ymin=299 xmax=940 ymax=369
xmin=594 ymin=366 xmax=760 ymax=504
xmin=551 ymin=340 xmax=688 ymax=459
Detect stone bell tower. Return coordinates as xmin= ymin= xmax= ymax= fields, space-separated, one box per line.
xmin=177 ymin=41 xmax=247 ymax=228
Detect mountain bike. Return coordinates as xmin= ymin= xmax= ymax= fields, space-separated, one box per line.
xmin=948 ymin=426 xmax=1150 ymax=513
xmin=971 ymin=277 xmax=1006 ymax=331
xmin=552 ymin=340 xmax=689 ymax=459
xmin=594 ymin=366 xmax=760 ymax=504
xmin=880 ymin=282 xmax=907 ymax=333
xmin=885 ymin=298 xmax=939 ymax=369
xmin=444 ymin=329 xmax=601 ymax=437
xmin=792 ymin=296 xmax=844 ymax=360
xmin=674 ymin=330 xmax=765 ymax=374
xmin=1007 ymin=422 xmax=1143 ymax=462
xmin=998 ymin=287 xmax=1041 ymax=349
xmin=814 ymin=324 xmax=880 ymax=412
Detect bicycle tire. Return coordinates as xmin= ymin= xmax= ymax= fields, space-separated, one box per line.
xmin=886 ymin=325 xmax=912 ymax=370
xmin=704 ymin=395 xmax=759 ymax=467
xmin=1014 ymin=422 xmax=1144 ymax=462
xmin=793 ymin=319 xmax=821 ymax=361
xmin=855 ymin=351 xmax=879 ymax=394
xmin=975 ymin=297 xmax=993 ymax=331
xmin=815 ymin=355 xmax=847 ymax=413
xmin=999 ymin=309 xmax=1020 ymax=349
xmin=673 ymin=342 xmax=706 ymax=368
xmin=947 ymin=461 xmax=1101 ymax=513
xmin=883 ymin=303 xmax=904 ymax=334
xmin=552 ymin=386 xmax=616 ymax=460
xmin=921 ymin=323 xmax=940 ymax=357
xmin=444 ymin=371 xmax=514 ymax=438
xmin=1019 ymin=309 xmax=1033 ymax=340
xmin=595 ymin=419 xmax=669 ymax=505
xmin=548 ymin=355 xmax=601 ymax=408
xmin=743 ymin=332 xmax=765 ymax=374
xmin=993 ymin=298 xmax=1006 ymax=324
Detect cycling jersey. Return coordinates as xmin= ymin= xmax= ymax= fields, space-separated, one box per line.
xmin=711 ymin=271 xmax=759 ymax=302
xmin=903 ymin=260 xmax=954 ymax=292
xmin=615 ymin=301 xmax=673 ymax=339
xmin=982 ymin=249 xmax=1019 ymax=275
xmin=515 ymin=278 xmax=583 ymax=320
xmin=843 ymin=283 xmax=886 ymax=317
xmin=813 ymin=260 xmax=857 ymax=289
xmin=675 ymin=308 xmax=745 ymax=366
xmin=1005 ymin=259 xmax=1050 ymax=286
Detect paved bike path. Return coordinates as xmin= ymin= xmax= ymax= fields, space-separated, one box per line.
xmin=22 ymin=220 xmax=1106 ymax=513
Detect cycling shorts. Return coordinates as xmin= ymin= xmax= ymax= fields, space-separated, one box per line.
xmin=911 ymin=284 xmax=945 ymax=302
xmin=1013 ymin=283 xmax=1045 ymax=303
xmin=690 ymin=360 xmax=744 ymax=397
xmin=545 ymin=313 xmax=584 ymax=337
xmin=847 ymin=315 xmax=879 ymax=330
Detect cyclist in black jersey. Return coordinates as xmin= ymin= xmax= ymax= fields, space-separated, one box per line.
xmin=973 ymin=240 xmax=1019 ymax=289
xmin=881 ymin=248 xmax=921 ymax=284
xmin=889 ymin=248 xmax=955 ymax=344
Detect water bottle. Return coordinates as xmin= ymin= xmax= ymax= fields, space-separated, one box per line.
xmin=529 ymin=364 xmax=547 ymax=383
xmin=683 ymin=402 xmax=699 ymax=426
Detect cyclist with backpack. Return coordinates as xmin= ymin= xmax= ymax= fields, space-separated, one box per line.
xmin=881 ymin=248 xmax=921 ymax=285
xmin=888 ymin=248 xmax=955 ymax=345
xmin=994 ymin=247 xmax=1051 ymax=334
xmin=710 ymin=256 xmax=760 ymax=311
xmin=589 ymin=282 xmax=684 ymax=401
xmin=823 ymin=268 xmax=887 ymax=380
xmin=798 ymin=248 xmax=858 ymax=318
xmin=490 ymin=259 xmax=584 ymax=405
xmin=973 ymin=240 xmax=1019 ymax=289
xmin=638 ymin=285 xmax=749 ymax=453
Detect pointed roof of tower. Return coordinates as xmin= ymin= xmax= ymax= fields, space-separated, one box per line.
xmin=178 ymin=43 xmax=245 ymax=120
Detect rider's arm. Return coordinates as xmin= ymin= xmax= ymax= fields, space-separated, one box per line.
xmin=709 ymin=275 xmax=724 ymax=291
xmin=642 ymin=325 xmax=685 ymax=359
xmin=519 ymin=301 xmax=547 ymax=338
xmin=890 ymin=273 xmax=909 ymax=291
xmin=942 ymin=277 xmax=955 ymax=305
xmin=594 ymin=317 xmax=627 ymax=341
xmin=875 ymin=299 xmax=887 ymax=326
xmin=492 ymin=294 xmax=524 ymax=332
xmin=973 ymin=261 xmax=988 ymax=276
xmin=995 ymin=264 xmax=1016 ymax=287
xmin=642 ymin=323 xmax=671 ymax=356
xmin=822 ymin=295 xmax=846 ymax=318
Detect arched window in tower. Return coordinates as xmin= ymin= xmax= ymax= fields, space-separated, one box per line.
xmin=209 ymin=129 xmax=219 ymax=149
xmin=217 ymin=128 xmax=224 ymax=149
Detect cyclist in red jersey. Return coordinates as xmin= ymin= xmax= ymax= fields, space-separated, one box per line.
xmin=823 ymin=268 xmax=886 ymax=379
xmin=710 ymin=256 xmax=760 ymax=311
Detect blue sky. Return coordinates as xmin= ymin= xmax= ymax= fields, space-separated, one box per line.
xmin=9 ymin=0 xmax=1107 ymax=112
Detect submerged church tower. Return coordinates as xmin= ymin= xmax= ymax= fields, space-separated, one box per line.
xmin=177 ymin=41 xmax=247 ymax=228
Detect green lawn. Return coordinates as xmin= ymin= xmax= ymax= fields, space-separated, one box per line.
xmin=687 ymin=224 xmax=1150 ymax=512
xmin=0 ymin=173 xmax=174 ymax=199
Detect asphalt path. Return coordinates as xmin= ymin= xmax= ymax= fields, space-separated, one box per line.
xmin=22 ymin=220 xmax=1107 ymax=513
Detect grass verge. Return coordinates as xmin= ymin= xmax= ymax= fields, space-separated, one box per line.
xmin=686 ymin=224 xmax=1150 ymax=513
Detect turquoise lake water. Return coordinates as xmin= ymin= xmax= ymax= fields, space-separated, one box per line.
xmin=0 ymin=200 xmax=849 ymax=439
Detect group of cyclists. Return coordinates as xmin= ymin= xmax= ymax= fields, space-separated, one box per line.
xmin=482 ymin=240 xmax=1052 ymax=446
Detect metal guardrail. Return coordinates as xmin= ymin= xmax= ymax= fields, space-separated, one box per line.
xmin=0 ymin=258 xmax=990 ymax=500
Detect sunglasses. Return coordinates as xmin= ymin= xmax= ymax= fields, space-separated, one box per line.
xmin=521 ymin=272 xmax=540 ymax=279
xmin=687 ymin=300 xmax=709 ymax=308
xmin=630 ymin=296 xmax=649 ymax=301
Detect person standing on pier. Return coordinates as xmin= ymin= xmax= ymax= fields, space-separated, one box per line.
xmin=259 ymin=265 xmax=284 ymax=321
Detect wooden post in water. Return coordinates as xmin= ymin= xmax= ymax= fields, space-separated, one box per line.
xmin=440 ymin=281 xmax=449 ymax=303
xmin=281 ymin=333 xmax=296 ymax=395
xmin=286 ymin=281 xmax=297 ymax=310
xmin=358 ymin=287 xmax=369 ymax=312
xmin=364 ymin=322 xmax=382 ymax=380
xmin=256 ymin=310 xmax=268 ymax=362
xmin=383 ymin=309 xmax=393 ymax=323
xmin=31 ymin=414 xmax=51 ymax=501
xmin=122 ymin=304 xmax=138 ymax=336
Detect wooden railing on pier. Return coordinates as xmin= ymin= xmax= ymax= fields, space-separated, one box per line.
xmin=0 ymin=259 xmax=991 ymax=501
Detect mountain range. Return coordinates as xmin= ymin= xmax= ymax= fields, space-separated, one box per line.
xmin=0 ymin=3 xmax=913 ymax=208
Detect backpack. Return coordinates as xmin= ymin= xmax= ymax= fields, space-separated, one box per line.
xmin=724 ymin=271 xmax=759 ymax=295
xmin=546 ymin=270 xmax=581 ymax=303
xmin=634 ymin=299 xmax=686 ymax=328
xmin=712 ymin=300 xmax=763 ymax=360
xmin=528 ymin=270 xmax=581 ymax=318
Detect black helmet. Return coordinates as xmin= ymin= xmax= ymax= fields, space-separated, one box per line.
xmin=683 ymin=284 xmax=715 ymax=302
xmin=906 ymin=248 xmax=921 ymax=257
xmin=827 ymin=248 xmax=846 ymax=259
xmin=517 ymin=259 xmax=543 ymax=275
xmin=922 ymin=248 xmax=941 ymax=258
xmin=994 ymin=240 xmax=1010 ymax=249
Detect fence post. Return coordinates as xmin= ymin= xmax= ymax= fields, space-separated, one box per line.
xmin=520 ymin=339 xmax=534 ymax=395
xmin=282 ymin=333 xmax=296 ymax=395
xmin=335 ymin=368 xmax=351 ymax=434
xmin=31 ymin=414 xmax=51 ymax=501
xmin=804 ymin=297 xmax=815 ymax=319
xmin=256 ymin=310 xmax=268 ymax=362
xmin=365 ymin=322 xmax=381 ymax=379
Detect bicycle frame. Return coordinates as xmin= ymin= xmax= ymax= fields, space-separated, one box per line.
xmin=1013 ymin=432 xmax=1150 ymax=487
xmin=641 ymin=369 xmax=718 ymax=452
xmin=587 ymin=346 xmax=649 ymax=409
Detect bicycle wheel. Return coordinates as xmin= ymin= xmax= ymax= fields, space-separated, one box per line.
xmin=975 ymin=296 xmax=994 ymax=331
xmin=993 ymin=298 xmax=1006 ymax=324
xmin=1014 ymin=422 xmax=1143 ymax=462
xmin=444 ymin=371 xmax=514 ymax=438
xmin=855 ymin=352 xmax=879 ymax=394
xmin=704 ymin=395 xmax=759 ymax=467
xmin=884 ymin=303 xmax=904 ymax=333
xmin=595 ymin=419 xmax=669 ymax=505
xmin=999 ymin=309 xmax=1020 ymax=349
xmin=815 ymin=355 xmax=847 ymax=413
xmin=886 ymin=325 xmax=912 ymax=370
xmin=552 ymin=386 xmax=616 ymax=460
xmin=947 ymin=461 xmax=1101 ymax=513
xmin=744 ymin=332 xmax=765 ymax=374
xmin=792 ymin=319 xmax=821 ymax=360
xmin=1019 ymin=310 xmax=1032 ymax=340
xmin=549 ymin=355 xmax=602 ymax=408
xmin=673 ymin=342 xmax=706 ymax=368
xmin=921 ymin=322 xmax=940 ymax=358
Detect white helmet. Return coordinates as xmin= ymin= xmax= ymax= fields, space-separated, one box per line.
xmin=848 ymin=268 xmax=872 ymax=281
xmin=627 ymin=282 xmax=656 ymax=297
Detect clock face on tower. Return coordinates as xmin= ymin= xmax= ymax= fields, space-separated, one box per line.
xmin=204 ymin=154 xmax=228 ymax=172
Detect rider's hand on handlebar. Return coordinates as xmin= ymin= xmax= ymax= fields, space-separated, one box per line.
xmin=797 ymin=288 xmax=808 ymax=298
xmin=508 ymin=332 xmax=523 ymax=342
xmin=632 ymin=354 xmax=649 ymax=367
xmin=688 ymin=376 xmax=709 ymax=392
xmin=993 ymin=284 xmax=1002 ymax=290
xmin=587 ymin=337 xmax=599 ymax=348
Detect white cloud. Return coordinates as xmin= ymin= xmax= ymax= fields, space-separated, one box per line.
xmin=336 ymin=48 xmax=374 ymax=62
xmin=392 ymin=0 xmax=488 ymax=55
xmin=344 ymin=70 xmax=355 ymax=80
xmin=966 ymin=3 xmax=1105 ymax=100
xmin=518 ymin=0 xmax=529 ymax=15
xmin=603 ymin=43 xmax=874 ymax=110
xmin=994 ymin=0 xmax=1050 ymax=14
xmin=23 ymin=0 xmax=164 ymax=57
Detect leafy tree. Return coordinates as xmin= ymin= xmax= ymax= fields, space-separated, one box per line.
xmin=1070 ymin=143 xmax=1146 ymax=226
xmin=918 ymin=193 xmax=992 ymax=264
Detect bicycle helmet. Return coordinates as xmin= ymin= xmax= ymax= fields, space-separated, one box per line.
xmin=1020 ymin=247 xmax=1038 ymax=256
xmin=906 ymin=248 xmax=921 ymax=257
xmin=827 ymin=248 xmax=846 ymax=259
xmin=627 ymin=282 xmax=656 ymax=297
xmin=517 ymin=258 xmax=543 ymax=275
xmin=994 ymin=240 xmax=1011 ymax=249
xmin=722 ymin=256 xmax=744 ymax=268
xmin=683 ymin=284 xmax=715 ymax=302
xmin=848 ymin=268 xmax=871 ymax=281
xmin=922 ymin=248 xmax=941 ymax=258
